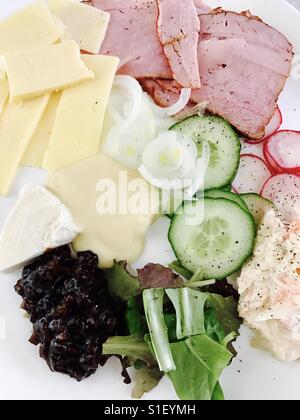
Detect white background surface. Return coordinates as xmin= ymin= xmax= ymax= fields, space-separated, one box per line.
xmin=289 ymin=0 xmax=300 ymax=9
xmin=0 ymin=0 xmax=300 ymax=400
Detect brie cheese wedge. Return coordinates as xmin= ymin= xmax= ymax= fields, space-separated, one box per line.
xmin=0 ymin=185 xmax=80 ymax=272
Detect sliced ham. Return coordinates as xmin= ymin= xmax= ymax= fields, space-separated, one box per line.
xmin=93 ymin=0 xmax=172 ymax=79
xmin=157 ymin=0 xmax=201 ymax=89
xmin=192 ymin=11 xmax=293 ymax=139
xmin=193 ymin=0 xmax=211 ymax=15
xmin=155 ymin=78 xmax=182 ymax=94
xmin=140 ymin=11 xmax=293 ymax=139
xmin=93 ymin=2 xmax=292 ymax=139
xmin=139 ymin=78 xmax=182 ymax=107
xmin=93 ymin=0 xmax=208 ymax=86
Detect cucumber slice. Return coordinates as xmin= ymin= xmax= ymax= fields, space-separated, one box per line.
xmin=171 ymin=116 xmax=241 ymax=190
xmin=241 ymin=193 xmax=276 ymax=228
xmin=223 ymin=185 xmax=232 ymax=191
xmin=205 ymin=189 xmax=249 ymax=212
xmin=168 ymin=198 xmax=255 ymax=279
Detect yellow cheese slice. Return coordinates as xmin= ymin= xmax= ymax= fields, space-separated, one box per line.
xmin=22 ymin=92 xmax=61 ymax=168
xmin=0 ymin=95 xmax=50 ymax=196
xmin=43 ymin=54 xmax=119 ymax=172
xmin=0 ymin=1 xmax=63 ymax=55
xmin=48 ymin=0 xmax=110 ymax=54
xmin=4 ymin=40 xmax=94 ymax=103
xmin=0 ymin=78 xmax=9 ymax=114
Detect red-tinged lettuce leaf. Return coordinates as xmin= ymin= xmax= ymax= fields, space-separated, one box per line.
xmin=138 ymin=264 xmax=183 ymax=290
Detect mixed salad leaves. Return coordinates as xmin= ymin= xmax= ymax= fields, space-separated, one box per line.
xmin=103 ymin=261 xmax=241 ymax=400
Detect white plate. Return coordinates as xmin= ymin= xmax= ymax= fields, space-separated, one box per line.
xmin=0 ymin=0 xmax=300 ymax=401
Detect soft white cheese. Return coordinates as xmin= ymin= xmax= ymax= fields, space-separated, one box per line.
xmin=0 ymin=185 xmax=80 ymax=272
xmin=238 ymin=210 xmax=300 ymax=361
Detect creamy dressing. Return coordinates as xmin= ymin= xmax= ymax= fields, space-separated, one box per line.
xmin=238 ymin=210 xmax=300 ymax=361
xmin=47 ymin=153 xmax=159 ymax=268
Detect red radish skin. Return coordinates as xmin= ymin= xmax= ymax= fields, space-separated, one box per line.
xmin=263 ymin=106 xmax=283 ymax=139
xmin=244 ymin=106 xmax=283 ymax=145
xmin=232 ymin=154 xmax=272 ymax=195
xmin=264 ymin=130 xmax=300 ymax=175
xmin=240 ymin=138 xmax=265 ymax=160
xmin=261 ymin=174 xmax=300 ymax=222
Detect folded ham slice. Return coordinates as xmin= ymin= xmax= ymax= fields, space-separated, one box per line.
xmin=141 ymin=11 xmax=293 ymax=139
xmin=93 ymin=0 xmax=208 ymax=87
xmin=193 ymin=11 xmax=293 ymax=139
xmin=193 ymin=0 xmax=211 ymax=15
xmin=93 ymin=0 xmax=172 ymax=79
xmin=139 ymin=78 xmax=183 ymax=107
xmin=157 ymin=0 xmax=201 ymax=89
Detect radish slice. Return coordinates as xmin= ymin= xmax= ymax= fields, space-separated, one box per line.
xmin=261 ymin=174 xmax=300 ymax=223
xmin=264 ymin=106 xmax=283 ymax=139
xmin=264 ymin=130 xmax=300 ymax=175
xmin=244 ymin=106 xmax=283 ymax=144
xmin=232 ymin=154 xmax=272 ymax=194
xmin=240 ymin=138 xmax=264 ymax=160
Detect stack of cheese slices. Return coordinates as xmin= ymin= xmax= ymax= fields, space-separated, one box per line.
xmin=0 ymin=0 xmax=119 ymax=196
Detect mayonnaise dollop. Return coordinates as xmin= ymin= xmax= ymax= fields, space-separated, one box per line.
xmin=0 ymin=185 xmax=79 ymax=272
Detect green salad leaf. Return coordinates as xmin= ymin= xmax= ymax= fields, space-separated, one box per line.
xmin=205 ymin=308 xmax=227 ymax=344
xmin=168 ymin=335 xmax=232 ymax=401
xmin=212 ymin=382 xmax=225 ymax=401
xmin=164 ymin=312 xmax=177 ymax=342
xmin=132 ymin=363 xmax=164 ymax=399
xmin=106 ymin=261 xmax=141 ymax=301
xmin=143 ymin=288 xmax=176 ymax=372
xmin=102 ymin=336 xmax=156 ymax=367
xmin=169 ymin=260 xmax=193 ymax=280
xmin=104 ymin=262 xmax=241 ymax=401
xmin=126 ymin=297 xmax=148 ymax=337
xmin=166 ymin=288 xmax=207 ymax=339
xmin=207 ymin=294 xmax=241 ymax=338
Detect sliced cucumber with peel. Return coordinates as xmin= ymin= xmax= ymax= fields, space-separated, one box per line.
xmin=170 ymin=115 xmax=241 ymax=191
xmin=205 ymin=189 xmax=249 ymax=212
xmin=168 ymin=198 xmax=256 ymax=280
xmin=241 ymin=193 xmax=276 ymax=228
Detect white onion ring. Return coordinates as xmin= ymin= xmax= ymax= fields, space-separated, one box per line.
xmin=150 ymin=88 xmax=191 ymax=118
xmin=108 ymin=75 xmax=143 ymax=129
xmin=139 ymin=140 xmax=210 ymax=192
xmin=117 ymin=56 xmax=135 ymax=70
xmin=141 ymin=131 xmax=198 ymax=180
xmin=183 ymin=142 xmax=211 ymax=198
xmin=175 ymin=101 xmax=208 ymax=122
